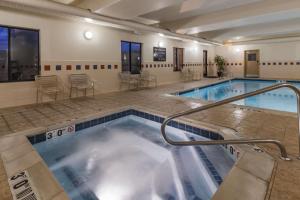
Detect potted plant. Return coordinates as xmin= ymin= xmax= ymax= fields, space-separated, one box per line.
xmin=214 ymin=55 xmax=226 ymax=78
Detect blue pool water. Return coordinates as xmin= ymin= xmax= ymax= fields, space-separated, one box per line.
xmin=179 ymin=79 xmax=300 ymax=113
xmin=34 ymin=115 xmax=234 ymax=200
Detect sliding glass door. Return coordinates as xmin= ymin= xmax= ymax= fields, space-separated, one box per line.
xmin=130 ymin=42 xmax=141 ymax=74
xmin=121 ymin=41 xmax=130 ymax=72
xmin=121 ymin=41 xmax=142 ymax=74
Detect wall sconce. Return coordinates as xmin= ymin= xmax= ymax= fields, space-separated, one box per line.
xmin=235 ymin=47 xmax=242 ymax=53
xmin=84 ymin=31 xmax=93 ymax=40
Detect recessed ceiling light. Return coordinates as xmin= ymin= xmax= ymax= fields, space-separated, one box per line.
xmin=193 ymin=40 xmax=198 ymax=43
xmin=158 ymin=33 xmax=164 ymax=37
xmin=84 ymin=18 xmax=93 ymax=23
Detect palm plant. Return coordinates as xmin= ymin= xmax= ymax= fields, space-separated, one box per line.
xmin=214 ymin=55 xmax=226 ymax=77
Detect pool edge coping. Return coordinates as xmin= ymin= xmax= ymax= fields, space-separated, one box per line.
xmin=0 ymin=105 xmax=276 ymax=200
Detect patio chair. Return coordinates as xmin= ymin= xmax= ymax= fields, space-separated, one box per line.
xmin=139 ymin=70 xmax=157 ymax=88
xmin=119 ymin=72 xmax=139 ymax=90
xmin=69 ymin=74 xmax=95 ymax=98
xmin=192 ymin=69 xmax=202 ymax=80
xmin=181 ymin=68 xmax=193 ymax=82
xmin=35 ymin=75 xmax=63 ymax=103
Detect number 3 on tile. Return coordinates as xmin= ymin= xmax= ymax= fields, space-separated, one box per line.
xmin=46 ymin=125 xmax=75 ymax=141
xmin=46 ymin=132 xmax=53 ymax=139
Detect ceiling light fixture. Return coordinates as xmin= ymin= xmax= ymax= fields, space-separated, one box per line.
xmin=84 ymin=31 xmax=93 ymax=40
xmin=158 ymin=33 xmax=164 ymax=37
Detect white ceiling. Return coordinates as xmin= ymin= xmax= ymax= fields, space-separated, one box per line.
xmin=50 ymin=0 xmax=300 ymax=44
xmin=142 ymin=0 xmax=262 ymax=22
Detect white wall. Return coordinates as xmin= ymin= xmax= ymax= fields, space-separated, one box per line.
xmin=216 ymin=41 xmax=300 ymax=79
xmin=0 ymin=9 xmax=214 ymax=108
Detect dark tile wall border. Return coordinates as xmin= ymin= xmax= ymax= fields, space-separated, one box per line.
xmin=44 ymin=60 xmax=300 ymax=72
xmin=44 ymin=65 xmax=50 ymax=71
xmin=56 ymin=65 xmax=61 ymax=71
xmin=225 ymin=60 xmax=300 ymax=67
xmin=66 ymin=65 xmax=72 ymax=70
xmin=44 ymin=63 xmax=203 ymax=72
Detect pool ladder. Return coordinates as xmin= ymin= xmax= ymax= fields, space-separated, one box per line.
xmin=161 ymin=83 xmax=300 ymax=161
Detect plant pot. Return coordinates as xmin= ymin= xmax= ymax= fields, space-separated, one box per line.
xmin=217 ymin=71 xmax=223 ymax=78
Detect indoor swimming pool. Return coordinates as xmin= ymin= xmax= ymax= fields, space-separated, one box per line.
xmin=33 ymin=111 xmax=234 ymax=200
xmin=178 ymin=79 xmax=300 ymax=113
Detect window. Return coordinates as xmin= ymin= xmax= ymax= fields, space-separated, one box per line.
xmin=121 ymin=41 xmax=141 ymax=74
xmin=0 ymin=27 xmax=8 ymax=81
xmin=247 ymin=53 xmax=256 ymax=61
xmin=0 ymin=25 xmax=39 ymax=82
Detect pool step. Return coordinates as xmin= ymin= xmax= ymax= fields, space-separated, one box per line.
xmin=171 ymin=148 xmax=203 ymax=200
xmin=189 ymin=137 xmax=223 ymax=185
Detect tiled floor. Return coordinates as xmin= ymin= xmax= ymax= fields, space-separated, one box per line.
xmin=0 ymin=78 xmax=299 ymax=200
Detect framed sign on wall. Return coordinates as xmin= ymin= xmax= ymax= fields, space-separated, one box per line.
xmin=153 ymin=47 xmax=166 ymax=61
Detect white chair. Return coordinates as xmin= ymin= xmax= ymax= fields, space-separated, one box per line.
xmin=69 ymin=74 xmax=95 ymax=98
xmin=140 ymin=70 xmax=157 ymax=88
xmin=191 ymin=69 xmax=202 ymax=80
xmin=181 ymin=68 xmax=193 ymax=82
xmin=35 ymin=75 xmax=64 ymax=103
xmin=119 ymin=72 xmax=139 ymax=90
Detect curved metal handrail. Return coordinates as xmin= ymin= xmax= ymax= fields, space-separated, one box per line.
xmin=161 ymin=83 xmax=300 ymax=161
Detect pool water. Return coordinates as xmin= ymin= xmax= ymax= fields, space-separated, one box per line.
xmin=34 ymin=115 xmax=234 ymax=200
xmin=178 ymin=79 xmax=300 ymax=113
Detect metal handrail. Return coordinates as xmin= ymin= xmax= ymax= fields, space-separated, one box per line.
xmin=161 ymin=83 xmax=300 ymax=161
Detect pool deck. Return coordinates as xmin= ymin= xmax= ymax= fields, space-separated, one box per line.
xmin=0 ymin=78 xmax=299 ymax=200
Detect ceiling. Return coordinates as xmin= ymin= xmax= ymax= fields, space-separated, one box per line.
xmin=51 ymin=0 xmax=300 ymax=44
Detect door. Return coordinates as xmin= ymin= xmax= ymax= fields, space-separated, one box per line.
xmin=245 ymin=50 xmax=259 ymax=77
xmin=173 ymin=47 xmax=184 ymax=71
xmin=121 ymin=41 xmax=142 ymax=74
xmin=203 ymin=50 xmax=208 ymax=77
xmin=130 ymin=42 xmax=142 ymax=74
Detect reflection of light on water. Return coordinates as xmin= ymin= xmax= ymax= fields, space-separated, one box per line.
xmin=86 ymin=155 xmax=96 ymax=172
xmin=37 ymin=118 xmax=231 ymax=200
xmin=152 ymin=194 xmax=163 ymax=200
xmin=96 ymin=183 xmax=130 ymax=200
